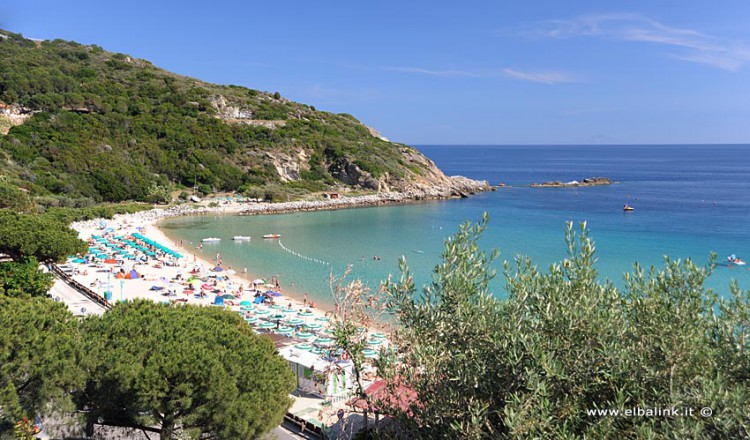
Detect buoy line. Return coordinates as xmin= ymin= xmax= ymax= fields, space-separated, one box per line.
xmin=278 ymin=240 xmax=330 ymax=266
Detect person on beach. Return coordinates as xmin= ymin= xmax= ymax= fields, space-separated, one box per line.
xmin=303 ymin=292 xmax=308 ymax=306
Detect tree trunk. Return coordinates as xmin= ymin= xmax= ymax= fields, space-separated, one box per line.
xmin=160 ymin=414 xmax=175 ymax=440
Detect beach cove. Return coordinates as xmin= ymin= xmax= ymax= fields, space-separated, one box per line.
xmin=159 ymin=144 xmax=750 ymax=308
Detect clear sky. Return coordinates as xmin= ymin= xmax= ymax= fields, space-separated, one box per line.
xmin=2 ymin=1 xmax=750 ymax=145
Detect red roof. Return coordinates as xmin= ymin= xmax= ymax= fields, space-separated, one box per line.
xmin=347 ymin=378 xmax=418 ymax=414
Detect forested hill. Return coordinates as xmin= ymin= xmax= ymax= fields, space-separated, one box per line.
xmin=0 ymin=29 xmax=485 ymax=204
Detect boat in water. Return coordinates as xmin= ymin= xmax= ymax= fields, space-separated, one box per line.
xmin=623 ymin=204 xmax=634 ymax=211
xmin=233 ymin=236 xmax=251 ymax=241
xmin=727 ymin=254 xmax=746 ymax=265
xmin=201 ymin=237 xmax=221 ymax=242
xmin=263 ymin=234 xmax=281 ymax=239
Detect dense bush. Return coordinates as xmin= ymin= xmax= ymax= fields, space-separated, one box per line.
xmin=383 ymin=218 xmax=750 ymax=439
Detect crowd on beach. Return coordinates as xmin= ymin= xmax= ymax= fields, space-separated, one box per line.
xmin=66 ymin=201 xmax=385 ymax=354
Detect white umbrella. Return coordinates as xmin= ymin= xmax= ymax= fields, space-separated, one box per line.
xmin=253 ymin=278 xmax=265 ymax=284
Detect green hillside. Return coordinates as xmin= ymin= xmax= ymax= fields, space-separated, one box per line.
xmin=0 ymin=29 xmax=438 ymax=203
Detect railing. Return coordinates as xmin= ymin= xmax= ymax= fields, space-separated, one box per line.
xmin=49 ymin=263 xmax=111 ymax=310
xmin=284 ymin=412 xmax=324 ymax=439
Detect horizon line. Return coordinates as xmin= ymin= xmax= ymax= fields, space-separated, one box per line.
xmin=412 ymin=143 xmax=750 ymax=147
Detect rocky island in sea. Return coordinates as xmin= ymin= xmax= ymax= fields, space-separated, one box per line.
xmin=530 ymin=176 xmax=613 ymax=187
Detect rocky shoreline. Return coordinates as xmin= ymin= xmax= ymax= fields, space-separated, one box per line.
xmin=70 ymin=176 xmax=491 ymax=228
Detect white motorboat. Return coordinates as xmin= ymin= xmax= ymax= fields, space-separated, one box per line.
xmin=233 ymin=236 xmax=251 ymax=241
xmin=201 ymin=237 xmax=221 ymax=242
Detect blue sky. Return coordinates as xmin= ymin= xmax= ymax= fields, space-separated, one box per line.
xmin=3 ymin=0 xmax=750 ymax=144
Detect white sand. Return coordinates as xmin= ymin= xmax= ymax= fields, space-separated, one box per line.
xmin=67 ymin=203 xmax=327 ymax=320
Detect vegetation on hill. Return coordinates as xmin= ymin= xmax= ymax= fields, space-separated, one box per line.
xmin=378 ymin=217 xmax=749 ymax=439
xmin=0 ymin=29 xmax=434 ymax=203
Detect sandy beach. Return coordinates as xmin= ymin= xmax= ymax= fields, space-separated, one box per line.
xmin=67 ymin=201 xmax=328 ymax=319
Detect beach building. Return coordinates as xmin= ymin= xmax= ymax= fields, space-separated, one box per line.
xmin=281 ymin=346 xmax=353 ymax=401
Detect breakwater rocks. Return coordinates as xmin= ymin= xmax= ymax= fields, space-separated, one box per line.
xmin=530 ymin=177 xmax=613 ymax=188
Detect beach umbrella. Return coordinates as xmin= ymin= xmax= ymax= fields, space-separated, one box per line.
xmin=254 ymin=309 xmax=270 ymax=315
xmin=295 ymin=343 xmax=313 ymax=351
xmin=371 ymin=332 xmax=387 ymax=339
xmin=314 ymin=337 xmax=335 ymax=347
xmin=253 ymin=278 xmax=266 ymax=284
xmin=258 ymin=321 xmax=276 ymax=329
xmin=72 ymin=258 xmax=87 ymax=263
xmin=286 ymin=318 xmax=304 ymax=326
xmin=296 ymin=332 xmax=314 ymax=340
xmin=239 ymin=300 xmax=252 ymax=306
xmin=221 ymin=294 xmax=236 ymax=300
xmin=104 ymin=259 xmax=117 ymax=264
xmin=306 ymin=323 xmax=323 ymax=331
xmin=213 ymin=266 xmax=224 ymax=272
xmin=298 ymin=311 xmax=314 ymax=317
xmin=244 ymin=316 xmax=258 ymax=324
xmin=363 ymin=348 xmax=379 ymax=359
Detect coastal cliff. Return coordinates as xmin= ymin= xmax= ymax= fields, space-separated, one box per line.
xmin=0 ymin=29 xmax=488 ymax=204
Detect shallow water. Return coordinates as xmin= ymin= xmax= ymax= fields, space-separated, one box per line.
xmin=160 ymin=145 xmax=750 ymax=307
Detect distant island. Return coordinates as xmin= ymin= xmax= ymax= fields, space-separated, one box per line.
xmin=529 ymin=177 xmax=613 ymax=188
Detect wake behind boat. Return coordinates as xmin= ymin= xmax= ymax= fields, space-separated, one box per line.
xmin=202 ymin=237 xmax=221 ymax=242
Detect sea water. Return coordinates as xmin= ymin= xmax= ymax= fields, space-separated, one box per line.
xmin=159 ymin=145 xmax=750 ymax=307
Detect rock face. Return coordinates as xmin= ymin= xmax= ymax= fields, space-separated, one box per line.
xmin=267 ymin=150 xmax=310 ymax=182
xmin=0 ymin=103 xmax=35 ymax=135
xmin=530 ymin=177 xmax=613 ymax=188
xmin=210 ymin=95 xmax=286 ymax=129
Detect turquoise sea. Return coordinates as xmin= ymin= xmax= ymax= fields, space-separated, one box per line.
xmin=159 ymin=145 xmax=750 ymax=308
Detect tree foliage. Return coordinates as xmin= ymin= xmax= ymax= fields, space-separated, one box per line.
xmin=384 ymin=217 xmax=750 ymax=439
xmin=0 ymin=296 xmax=84 ymax=430
xmin=0 ymin=210 xmax=87 ymax=262
xmin=0 ymin=182 xmax=33 ymax=213
xmin=0 ymin=257 xmax=54 ymax=298
xmin=78 ymin=300 xmax=295 ymax=440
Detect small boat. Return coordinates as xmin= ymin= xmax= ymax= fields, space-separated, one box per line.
xmin=623 ymin=204 xmax=634 ymax=211
xmin=727 ymin=254 xmax=746 ymax=265
xmin=263 ymin=234 xmax=281 ymax=239
xmin=201 ymin=237 xmax=221 ymax=242
xmin=232 ymin=236 xmax=251 ymax=241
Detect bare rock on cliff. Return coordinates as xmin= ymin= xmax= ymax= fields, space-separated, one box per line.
xmin=266 ymin=150 xmax=311 ymax=182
